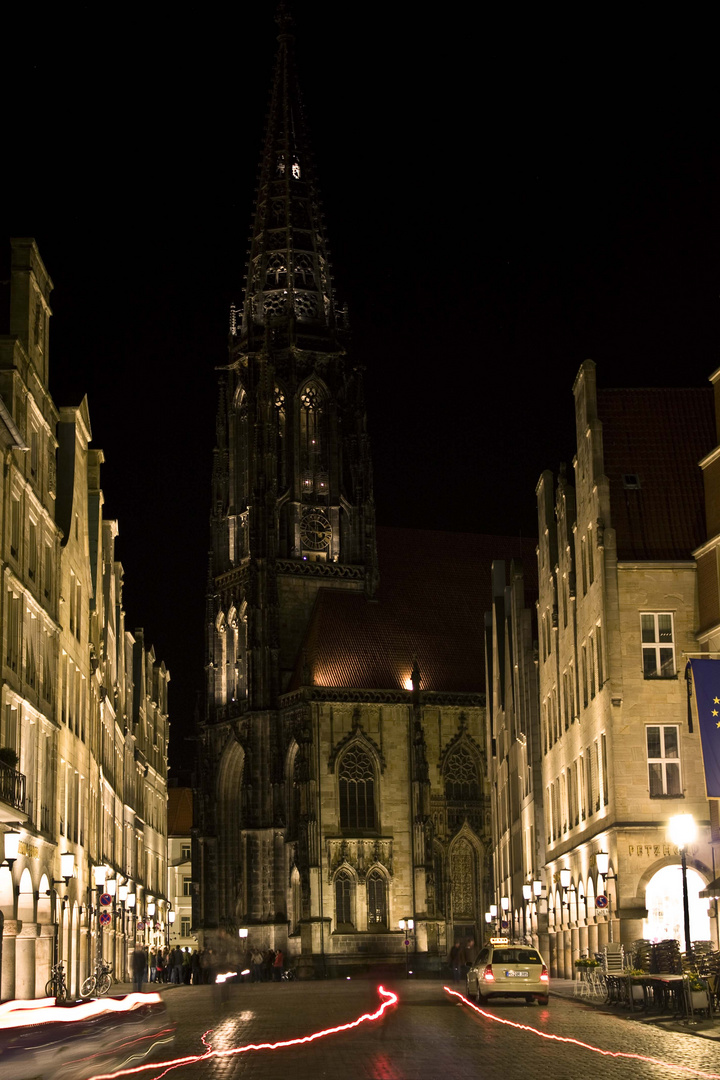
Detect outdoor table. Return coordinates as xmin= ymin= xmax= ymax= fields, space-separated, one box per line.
xmin=648 ymin=974 xmax=684 ymax=1015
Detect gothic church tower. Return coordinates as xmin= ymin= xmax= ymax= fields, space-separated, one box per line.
xmin=198 ymin=9 xmax=376 ymax=939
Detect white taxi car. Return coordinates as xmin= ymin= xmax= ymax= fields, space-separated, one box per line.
xmin=466 ymin=938 xmax=549 ymax=1005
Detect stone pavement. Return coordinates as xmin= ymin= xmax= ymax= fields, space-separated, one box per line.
xmin=94 ymin=978 xmax=720 ymax=1080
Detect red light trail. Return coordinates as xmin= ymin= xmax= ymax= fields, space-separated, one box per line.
xmin=87 ymin=984 xmax=398 ymax=1080
xmin=445 ymin=986 xmax=720 ymax=1079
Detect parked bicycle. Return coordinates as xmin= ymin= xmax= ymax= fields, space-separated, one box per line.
xmin=45 ymin=961 xmax=67 ymax=1003
xmin=80 ymin=958 xmax=113 ymax=998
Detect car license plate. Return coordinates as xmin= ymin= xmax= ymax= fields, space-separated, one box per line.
xmin=506 ymin=970 xmax=528 ymax=977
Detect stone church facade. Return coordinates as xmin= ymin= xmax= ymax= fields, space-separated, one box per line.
xmin=195 ymin=13 xmax=534 ymax=973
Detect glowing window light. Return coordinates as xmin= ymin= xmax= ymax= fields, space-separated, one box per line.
xmin=444 ymin=987 xmax=720 ymax=1080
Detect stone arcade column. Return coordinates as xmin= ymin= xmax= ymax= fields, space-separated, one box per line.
xmin=563 ymin=928 xmax=572 ymax=978
xmin=587 ymin=919 xmax=599 ymax=956
xmin=35 ymin=923 xmax=55 ymax=997
xmin=15 ymin=922 xmax=39 ymax=998
xmin=1 ymin=920 xmax=21 ymax=1000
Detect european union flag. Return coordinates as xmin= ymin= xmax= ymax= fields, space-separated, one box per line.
xmin=687 ymin=659 xmax=720 ymax=797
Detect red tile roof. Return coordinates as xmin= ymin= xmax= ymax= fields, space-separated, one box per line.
xmin=167 ymin=787 xmax=193 ymax=835
xmin=291 ymin=527 xmax=537 ymax=695
xmin=597 ymin=388 xmax=714 ymax=561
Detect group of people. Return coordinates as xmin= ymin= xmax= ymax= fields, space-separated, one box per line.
xmin=129 ymin=943 xmax=288 ymax=992
xmin=248 ymin=946 xmax=285 ymax=982
xmin=130 ymin=945 xmax=213 ymax=992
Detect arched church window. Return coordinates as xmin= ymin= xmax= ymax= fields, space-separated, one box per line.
xmin=294 ymin=254 xmax=314 ymax=288
xmin=266 ymin=253 xmax=288 ymax=288
xmin=291 ymin=157 xmax=301 ymax=179
xmin=450 ymin=837 xmax=475 ymax=921
xmin=339 ymin=745 xmax=375 ymax=831
xmin=291 ymin=867 xmax=302 ymax=934
xmin=367 ymin=870 xmax=387 ymax=928
xmin=335 ymin=870 xmax=354 ymax=929
xmin=444 ymin=745 xmax=480 ymax=801
xmin=276 ymin=154 xmax=286 ymax=177
xmin=299 ymin=382 xmax=328 ymax=496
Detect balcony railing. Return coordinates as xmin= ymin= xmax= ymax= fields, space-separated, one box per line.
xmin=0 ymin=761 xmax=27 ymax=814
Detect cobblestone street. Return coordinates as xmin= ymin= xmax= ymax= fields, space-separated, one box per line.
xmin=102 ymin=980 xmax=720 ymax=1080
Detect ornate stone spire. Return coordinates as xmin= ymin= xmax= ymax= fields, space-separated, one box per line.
xmin=237 ymin=6 xmax=342 ymax=349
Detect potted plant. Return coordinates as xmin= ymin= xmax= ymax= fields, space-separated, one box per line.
xmin=625 ymin=968 xmax=647 ymax=1002
xmin=0 ymin=747 xmax=18 ymax=769
xmin=686 ymin=973 xmax=709 ymax=1014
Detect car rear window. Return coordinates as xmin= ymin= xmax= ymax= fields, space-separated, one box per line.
xmin=492 ymin=949 xmax=541 ymax=964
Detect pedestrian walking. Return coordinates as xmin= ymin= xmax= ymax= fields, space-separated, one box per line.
xmin=191 ymin=950 xmax=201 ymax=985
xmin=273 ymin=948 xmax=284 ymax=982
xmin=264 ymin=948 xmax=275 ymax=982
xmin=131 ymin=945 xmax=145 ymax=994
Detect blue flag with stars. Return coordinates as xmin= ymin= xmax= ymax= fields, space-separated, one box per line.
xmin=687 ymin=659 xmax=720 ymax=798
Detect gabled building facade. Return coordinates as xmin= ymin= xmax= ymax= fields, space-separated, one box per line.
xmin=485 ymin=558 xmax=546 ymax=955
xmin=536 ymin=360 xmax=717 ymax=977
xmin=0 ymin=239 xmax=170 ymax=999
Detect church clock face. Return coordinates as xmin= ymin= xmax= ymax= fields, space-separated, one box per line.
xmin=301 ymin=510 xmax=331 ymax=550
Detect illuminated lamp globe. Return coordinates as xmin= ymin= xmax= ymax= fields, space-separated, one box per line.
xmin=668 ymin=814 xmax=697 ymax=849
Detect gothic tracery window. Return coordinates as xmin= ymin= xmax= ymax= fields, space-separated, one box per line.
xmin=444 ymin=745 xmax=480 ymax=801
xmin=299 ymin=382 xmax=328 ymax=496
xmin=335 ymin=870 xmax=354 ymax=928
xmin=367 ymin=869 xmax=387 ymax=928
xmin=266 ymin=253 xmax=288 ymax=288
xmin=450 ymin=837 xmax=475 ymax=921
xmin=339 ymin=745 xmax=376 ymax=831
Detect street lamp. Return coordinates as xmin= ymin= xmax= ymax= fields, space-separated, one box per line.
xmin=127 ymin=891 xmax=137 ymax=951
xmin=117 ymin=883 xmax=128 ymax=980
xmin=147 ymin=901 xmax=156 ymax=950
xmin=399 ymin=917 xmax=414 ymax=978
xmin=669 ymin=814 xmax=697 ymax=955
xmin=3 ymin=830 xmax=20 ymax=871
xmin=522 ymin=883 xmax=532 ymax=941
xmin=596 ymin=851 xmax=618 ymax=943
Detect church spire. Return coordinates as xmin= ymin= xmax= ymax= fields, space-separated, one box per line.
xmin=237 ymin=6 xmax=343 ymax=349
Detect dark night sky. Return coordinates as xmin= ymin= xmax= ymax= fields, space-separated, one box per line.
xmin=3 ymin=4 xmax=718 ymax=772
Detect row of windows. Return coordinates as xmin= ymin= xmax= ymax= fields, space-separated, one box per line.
xmin=546 ymin=725 xmax=683 ymax=844
xmin=543 ymin=614 xmax=676 ymax=755
xmin=543 ymin=624 xmax=603 ymax=752
xmin=546 ymin=735 xmax=609 ymax=842
xmin=9 ymin=494 xmax=54 ymax=600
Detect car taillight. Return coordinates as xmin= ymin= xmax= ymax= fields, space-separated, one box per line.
xmin=540 ymin=965 xmax=549 ymax=983
xmin=483 ymin=964 xmax=495 ymax=982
